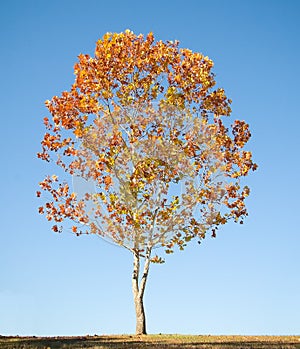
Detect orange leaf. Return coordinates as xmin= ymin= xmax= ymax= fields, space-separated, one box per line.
xmin=104 ymin=176 xmax=112 ymax=186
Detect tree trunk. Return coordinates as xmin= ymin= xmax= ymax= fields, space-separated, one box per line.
xmin=134 ymin=292 xmax=147 ymax=335
xmin=132 ymin=249 xmax=151 ymax=335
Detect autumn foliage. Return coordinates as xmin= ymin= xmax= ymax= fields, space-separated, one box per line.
xmin=37 ymin=30 xmax=257 ymax=334
xmin=38 ymin=30 xmax=256 ymax=250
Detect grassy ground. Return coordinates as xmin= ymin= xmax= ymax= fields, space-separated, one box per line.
xmin=0 ymin=335 xmax=299 ymax=349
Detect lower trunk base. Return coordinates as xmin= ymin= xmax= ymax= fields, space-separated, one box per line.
xmin=135 ymin=298 xmax=146 ymax=335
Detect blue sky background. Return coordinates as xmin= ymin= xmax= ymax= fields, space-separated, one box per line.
xmin=1 ymin=0 xmax=299 ymax=336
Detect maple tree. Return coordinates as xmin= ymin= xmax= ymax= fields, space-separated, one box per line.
xmin=37 ymin=30 xmax=257 ymax=335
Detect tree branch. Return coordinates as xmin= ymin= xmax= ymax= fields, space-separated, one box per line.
xmin=132 ymin=250 xmax=140 ymax=296
xmin=138 ymin=246 xmax=152 ymax=299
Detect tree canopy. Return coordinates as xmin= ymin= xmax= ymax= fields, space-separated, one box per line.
xmin=37 ymin=30 xmax=257 ymax=334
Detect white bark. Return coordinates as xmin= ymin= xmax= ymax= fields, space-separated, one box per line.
xmin=132 ymin=248 xmax=151 ymax=335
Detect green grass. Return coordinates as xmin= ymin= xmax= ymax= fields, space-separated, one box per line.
xmin=0 ymin=334 xmax=299 ymax=349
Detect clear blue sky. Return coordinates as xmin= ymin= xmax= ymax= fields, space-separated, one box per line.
xmin=1 ymin=0 xmax=299 ymax=336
